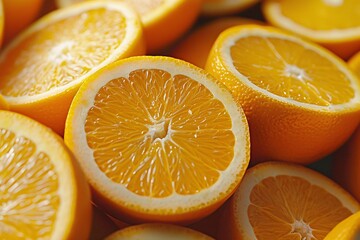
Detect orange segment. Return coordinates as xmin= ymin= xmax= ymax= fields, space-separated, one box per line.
xmin=263 ymin=0 xmax=360 ymax=59
xmin=171 ymin=17 xmax=263 ymax=68
xmin=219 ymin=161 xmax=360 ymax=240
xmin=206 ymin=25 xmax=360 ymax=163
xmin=0 ymin=110 xmax=91 ymax=239
xmin=56 ymin=0 xmax=202 ymax=53
xmin=0 ymin=1 xmax=145 ymax=135
xmin=65 ymin=56 xmax=250 ymax=223
xmin=104 ymin=223 xmax=213 ymax=240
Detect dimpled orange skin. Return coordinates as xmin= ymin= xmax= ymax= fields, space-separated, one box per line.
xmin=333 ymin=126 xmax=360 ymax=202
xmin=206 ymin=55 xmax=360 ymax=163
xmin=146 ymin=0 xmax=203 ymax=53
xmin=205 ymin=26 xmax=360 ymax=164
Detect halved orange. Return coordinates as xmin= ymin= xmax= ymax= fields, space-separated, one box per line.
xmin=263 ymin=0 xmax=360 ymax=59
xmin=219 ymin=161 xmax=360 ymax=240
xmin=201 ymin=0 xmax=260 ymax=16
xmin=206 ymin=25 xmax=360 ymax=164
xmin=0 ymin=1 xmax=145 ymax=135
xmin=104 ymin=224 xmax=213 ymax=240
xmin=171 ymin=17 xmax=263 ymax=68
xmin=64 ymin=56 xmax=250 ymax=223
xmin=0 ymin=110 xmax=91 ymax=239
xmin=56 ymin=0 xmax=202 ymax=53
xmin=324 ymin=211 xmax=360 ymax=240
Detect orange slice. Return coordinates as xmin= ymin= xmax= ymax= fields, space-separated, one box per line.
xmin=324 ymin=211 xmax=360 ymax=240
xmin=56 ymin=0 xmax=202 ymax=53
xmin=219 ymin=161 xmax=360 ymax=240
xmin=201 ymin=0 xmax=260 ymax=16
xmin=64 ymin=56 xmax=250 ymax=223
xmin=0 ymin=110 xmax=91 ymax=239
xmin=3 ymin=0 xmax=44 ymax=44
xmin=171 ymin=17 xmax=262 ymax=68
xmin=0 ymin=0 xmax=3 ymax=46
xmin=0 ymin=1 xmax=145 ymax=135
xmin=206 ymin=25 xmax=360 ymax=164
xmin=263 ymin=0 xmax=360 ymax=59
xmin=348 ymin=51 xmax=360 ymax=77
xmin=104 ymin=224 xmax=213 ymax=240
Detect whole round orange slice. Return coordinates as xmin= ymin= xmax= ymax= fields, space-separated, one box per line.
xmin=262 ymin=0 xmax=360 ymax=59
xmin=64 ymin=56 xmax=250 ymax=223
xmin=56 ymin=0 xmax=202 ymax=53
xmin=0 ymin=110 xmax=91 ymax=239
xmin=104 ymin=223 xmax=213 ymax=240
xmin=0 ymin=1 xmax=145 ymax=135
xmin=219 ymin=161 xmax=360 ymax=240
xmin=206 ymin=25 xmax=360 ymax=164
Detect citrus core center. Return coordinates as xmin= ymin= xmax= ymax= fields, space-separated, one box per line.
xmin=291 ymin=219 xmax=314 ymax=240
xmin=148 ymin=120 xmax=170 ymax=140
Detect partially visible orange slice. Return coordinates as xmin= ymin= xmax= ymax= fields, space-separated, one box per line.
xmin=220 ymin=161 xmax=360 ymax=240
xmin=171 ymin=17 xmax=262 ymax=68
xmin=348 ymin=51 xmax=360 ymax=77
xmin=56 ymin=0 xmax=202 ymax=53
xmin=263 ymin=0 xmax=360 ymax=59
xmin=202 ymin=0 xmax=260 ymax=16
xmin=0 ymin=1 xmax=145 ymax=135
xmin=64 ymin=56 xmax=250 ymax=223
xmin=206 ymin=25 xmax=360 ymax=163
xmin=0 ymin=110 xmax=91 ymax=239
xmin=104 ymin=224 xmax=214 ymax=240
xmin=324 ymin=211 xmax=360 ymax=240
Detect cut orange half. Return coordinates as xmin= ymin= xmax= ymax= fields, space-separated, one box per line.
xmin=171 ymin=17 xmax=263 ymax=68
xmin=201 ymin=0 xmax=260 ymax=16
xmin=206 ymin=25 xmax=360 ymax=164
xmin=0 ymin=110 xmax=91 ymax=239
xmin=324 ymin=211 xmax=360 ymax=240
xmin=0 ymin=1 xmax=145 ymax=135
xmin=219 ymin=161 xmax=360 ymax=240
xmin=56 ymin=0 xmax=202 ymax=53
xmin=104 ymin=224 xmax=213 ymax=240
xmin=262 ymin=0 xmax=360 ymax=59
xmin=64 ymin=56 xmax=250 ymax=223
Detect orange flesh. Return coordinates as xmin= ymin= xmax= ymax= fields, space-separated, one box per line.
xmin=248 ymin=175 xmax=352 ymax=240
xmin=231 ymin=36 xmax=354 ymax=106
xmin=62 ymin=0 xmax=165 ymax=17
xmin=85 ymin=69 xmax=235 ymax=198
xmin=0 ymin=129 xmax=59 ymax=239
xmin=279 ymin=0 xmax=360 ymax=30
xmin=0 ymin=9 xmax=126 ymax=97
